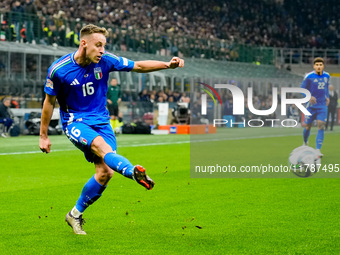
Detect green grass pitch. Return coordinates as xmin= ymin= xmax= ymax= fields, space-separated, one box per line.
xmin=0 ymin=128 xmax=339 ymax=254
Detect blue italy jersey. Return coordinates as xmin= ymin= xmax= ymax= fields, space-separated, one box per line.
xmin=300 ymin=71 xmax=330 ymax=108
xmin=44 ymin=51 xmax=134 ymax=127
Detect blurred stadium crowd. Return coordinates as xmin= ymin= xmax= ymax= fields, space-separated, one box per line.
xmin=0 ymin=0 xmax=339 ymax=134
xmin=0 ymin=0 xmax=339 ymax=49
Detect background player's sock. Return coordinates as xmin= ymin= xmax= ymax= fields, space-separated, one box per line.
xmin=303 ymin=128 xmax=310 ymax=144
xmin=316 ymin=129 xmax=324 ymax=149
xmin=75 ymin=175 xmax=107 ymax=213
xmin=104 ymin=152 xmax=134 ymax=179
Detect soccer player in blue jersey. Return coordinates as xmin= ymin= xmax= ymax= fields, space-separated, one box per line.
xmin=39 ymin=24 xmax=184 ymax=235
xmin=301 ymin=57 xmax=330 ymax=157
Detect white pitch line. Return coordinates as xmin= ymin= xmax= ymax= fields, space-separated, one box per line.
xmin=0 ymin=130 xmax=338 ymax=156
xmin=0 ymin=148 xmax=77 ymax=156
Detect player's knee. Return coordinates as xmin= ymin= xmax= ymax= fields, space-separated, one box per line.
xmin=318 ymin=122 xmax=325 ymax=130
xmin=95 ymin=158 xmax=114 ymax=183
xmin=106 ymin=169 xmax=114 ymax=179
xmin=305 ymin=124 xmax=312 ymax=130
xmin=99 ymin=171 xmax=113 ymax=181
xmin=91 ymin=136 xmax=103 ymax=150
xmin=96 ymin=168 xmax=114 ymax=183
xmin=91 ymin=136 xmax=112 ymax=158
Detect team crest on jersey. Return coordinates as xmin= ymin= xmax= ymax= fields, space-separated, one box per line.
xmin=94 ymin=67 xmax=103 ymax=80
xmin=46 ymin=78 xmax=53 ymax=89
xmin=324 ymin=77 xmax=328 ymax=83
xmin=80 ymin=137 xmax=87 ymax=145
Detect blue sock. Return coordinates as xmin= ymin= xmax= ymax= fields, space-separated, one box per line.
xmin=104 ymin=152 xmax=134 ymax=179
xmin=303 ymin=128 xmax=310 ymax=144
xmin=75 ymin=175 xmax=107 ymax=213
xmin=316 ymin=129 xmax=324 ymax=149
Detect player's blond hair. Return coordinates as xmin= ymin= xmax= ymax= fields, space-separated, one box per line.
xmin=80 ymin=24 xmax=109 ymax=39
xmin=313 ymin=57 xmax=324 ymax=65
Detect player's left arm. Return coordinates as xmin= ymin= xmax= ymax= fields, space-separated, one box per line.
xmin=107 ymin=88 xmax=112 ymax=105
xmin=117 ymin=85 xmax=122 ymax=104
xmin=325 ymin=77 xmax=330 ymax=106
xmin=301 ymin=75 xmax=316 ymax=104
xmin=132 ymin=57 xmax=184 ymax=73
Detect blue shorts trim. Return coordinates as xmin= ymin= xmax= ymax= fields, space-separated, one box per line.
xmin=64 ymin=122 xmax=117 ymax=163
xmin=304 ymin=107 xmax=327 ymax=124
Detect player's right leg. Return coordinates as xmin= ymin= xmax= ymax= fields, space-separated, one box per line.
xmin=303 ymin=124 xmax=312 ymax=146
xmin=315 ymin=120 xmax=325 ymax=157
xmin=303 ymin=107 xmax=316 ymax=146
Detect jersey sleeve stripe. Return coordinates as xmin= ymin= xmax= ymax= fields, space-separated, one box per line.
xmin=51 ymin=60 xmax=72 ymax=78
xmin=104 ymin=52 xmax=120 ymax=61
xmin=48 ymin=56 xmax=71 ymax=78
xmin=50 ymin=56 xmax=70 ymax=72
xmin=303 ymin=71 xmax=314 ymax=80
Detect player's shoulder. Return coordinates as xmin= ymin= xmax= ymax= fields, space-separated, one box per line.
xmin=50 ymin=53 xmax=73 ymax=67
xmin=102 ymin=51 xmax=131 ymax=65
xmin=303 ymin=71 xmax=315 ymax=79
xmin=323 ymin=71 xmax=330 ymax=77
xmin=48 ymin=52 xmax=74 ymax=79
xmin=102 ymin=51 xmax=121 ymax=62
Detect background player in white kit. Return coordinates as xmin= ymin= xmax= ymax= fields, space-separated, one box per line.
xmin=39 ymin=24 xmax=184 ymax=235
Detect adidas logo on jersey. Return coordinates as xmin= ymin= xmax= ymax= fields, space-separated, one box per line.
xmin=314 ymin=79 xmax=318 ymax=82
xmin=70 ymin=79 xmax=80 ymax=86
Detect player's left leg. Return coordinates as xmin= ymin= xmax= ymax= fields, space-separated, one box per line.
xmin=64 ymin=122 xmax=112 ymax=234
xmin=315 ymin=107 xmax=327 ymax=157
xmin=76 ymin=159 xmax=113 ymax=211
xmin=66 ymin=159 xmax=113 ymax=235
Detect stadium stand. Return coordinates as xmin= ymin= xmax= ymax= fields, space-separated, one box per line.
xmin=0 ymin=0 xmax=339 ymax=129
xmin=0 ymin=41 xmax=301 ymax=99
xmin=1 ymin=0 xmax=339 ymax=49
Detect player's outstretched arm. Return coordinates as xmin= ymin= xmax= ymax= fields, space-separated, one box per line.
xmin=39 ymin=94 xmax=56 ymax=153
xmin=132 ymin=57 xmax=184 ymax=73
